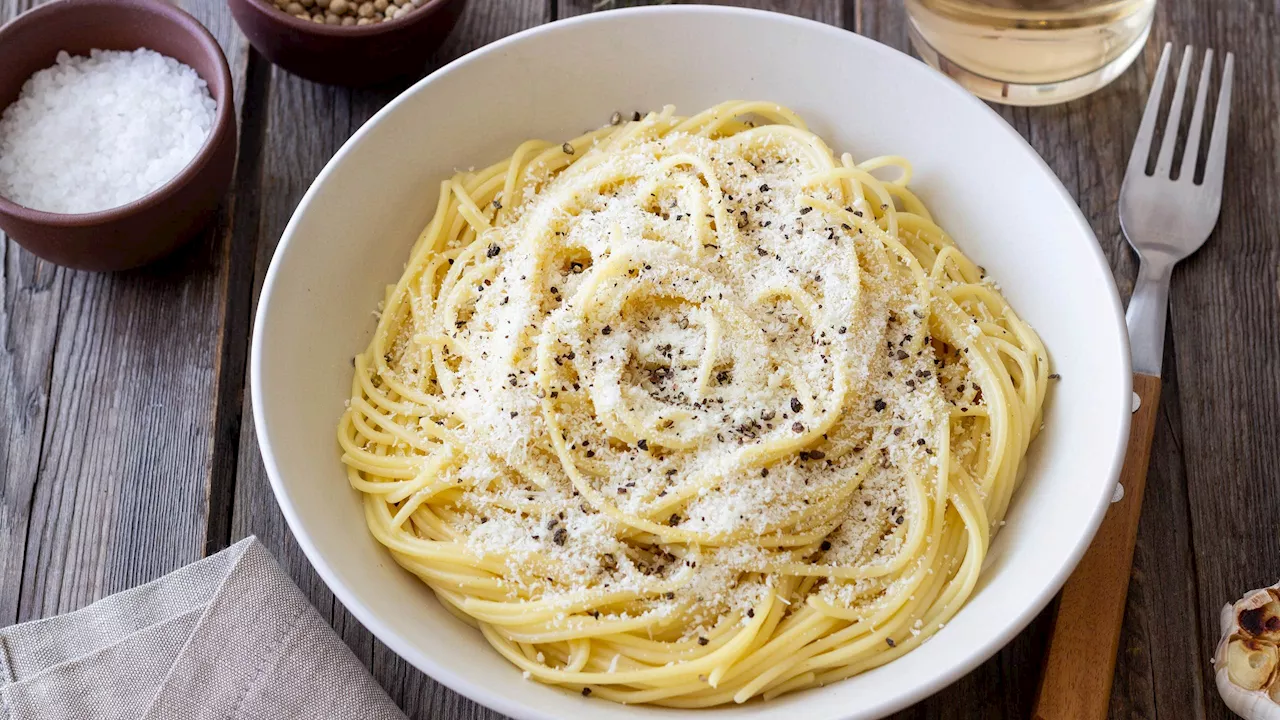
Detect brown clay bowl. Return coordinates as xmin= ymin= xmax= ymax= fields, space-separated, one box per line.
xmin=0 ymin=0 xmax=237 ymax=272
xmin=228 ymin=0 xmax=468 ymax=87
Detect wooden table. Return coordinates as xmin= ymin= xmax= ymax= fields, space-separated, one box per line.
xmin=1 ymin=1 xmax=1275 ymax=717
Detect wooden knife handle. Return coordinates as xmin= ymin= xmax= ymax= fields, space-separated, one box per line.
xmin=1033 ymin=373 xmax=1162 ymax=720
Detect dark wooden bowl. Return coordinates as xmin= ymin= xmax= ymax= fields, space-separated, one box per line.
xmin=0 ymin=0 xmax=237 ymax=272
xmin=227 ymin=0 xmax=468 ymax=87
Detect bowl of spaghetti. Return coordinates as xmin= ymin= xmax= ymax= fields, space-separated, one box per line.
xmin=251 ymin=6 xmax=1131 ymax=719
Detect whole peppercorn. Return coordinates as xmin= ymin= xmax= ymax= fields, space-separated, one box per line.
xmin=265 ymin=0 xmax=421 ymax=24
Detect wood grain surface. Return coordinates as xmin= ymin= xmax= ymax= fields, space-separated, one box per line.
xmin=0 ymin=0 xmax=1276 ymax=718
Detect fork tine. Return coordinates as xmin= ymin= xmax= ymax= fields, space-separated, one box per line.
xmin=1201 ymin=52 xmax=1234 ymax=193
xmin=1127 ymin=43 xmax=1173 ymax=180
xmin=1178 ymin=48 xmax=1214 ymax=181
xmin=1153 ymin=46 xmax=1194 ymax=177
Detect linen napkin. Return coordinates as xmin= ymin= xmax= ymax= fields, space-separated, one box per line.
xmin=0 ymin=537 xmax=408 ymax=720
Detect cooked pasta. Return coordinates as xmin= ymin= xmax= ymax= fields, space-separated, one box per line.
xmin=338 ymin=101 xmax=1049 ymax=707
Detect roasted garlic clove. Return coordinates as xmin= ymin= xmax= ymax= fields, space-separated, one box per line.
xmin=1227 ymin=637 xmax=1279 ymax=691
xmin=1216 ymin=582 xmax=1280 ymax=720
xmin=1238 ymin=588 xmax=1280 ymax=643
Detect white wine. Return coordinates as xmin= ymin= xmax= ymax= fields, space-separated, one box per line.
xmin=906 ymin=0 xmax=1156 ymax=105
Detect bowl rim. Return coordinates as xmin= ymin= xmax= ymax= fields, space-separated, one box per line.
xmin=230 ymin=0 xmax=458 ymax=36
xmin=0 ymin=0 xmax=235 ymax=226
xmin=251 ymin=6 xmax=1133 ymax=719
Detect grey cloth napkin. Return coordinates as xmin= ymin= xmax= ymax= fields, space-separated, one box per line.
xmin=0 ymin=537 xmax=408 ymax=720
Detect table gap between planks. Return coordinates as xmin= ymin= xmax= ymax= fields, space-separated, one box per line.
xmin=0 ymin=1 xmax=1276 ymax=718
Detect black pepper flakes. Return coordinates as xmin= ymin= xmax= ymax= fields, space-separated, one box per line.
xmin=697 ymin=637 xmax=709 ymax=646
xmin=886 ymin=638 xmax=896 ymax=648
xmin=819 ymin=540 xmax=832 ymax=551
xmin=582 ymin=688 xmax=592 ymax=697
xmin=562 ymin=142 xmax=575 ymax=154
xmin=552 ymin=527 xmax=567 ymax=546
xmin=790 ymin=397 xmax=804 ymax=413
xmin=601 ymin=325 xmax=612 ymax=335
xmin=873 ymin=399 xmax=887 ymax=412
xmin=637 ymin=439 xmax=649 ymax=451
xmin=486 ymin=243 xmax=500 ymax=258
xmin=798 ymin=206 xmax=812 ymax=215
xmin=792 ymin=421 xmax=805 ymax=433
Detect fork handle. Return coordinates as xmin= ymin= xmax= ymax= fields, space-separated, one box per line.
xmin=1033 ymin=373 xmax=1162 ymax=720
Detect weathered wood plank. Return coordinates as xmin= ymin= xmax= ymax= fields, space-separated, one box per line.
xmin=204 ymin=46 xmax=272 ymax=556
xmin=850 ymin=0 xmax=909 ymax=53
xmin=0 ymin=239 xmax=60 ymax=627
xmin=1159 ymin=2 xmax=1280 ymax=717
xmin=0 ymin=0 xmax=67 ymax=629
xmin=228 ymin=3 xmax=549 ymax=719
xmin=0 ymin=0 xmax=255 ymax=622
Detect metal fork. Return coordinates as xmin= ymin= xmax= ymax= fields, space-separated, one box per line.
xmin=1035 ymin=43 xmax=1234 ymax=720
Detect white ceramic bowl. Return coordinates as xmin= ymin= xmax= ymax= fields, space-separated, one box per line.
xmin=251 ymin=6 xmax=1132 ymax=719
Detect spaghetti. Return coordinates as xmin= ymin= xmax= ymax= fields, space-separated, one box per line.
xmin=338 ymin=102 xmax=1049 ymax=707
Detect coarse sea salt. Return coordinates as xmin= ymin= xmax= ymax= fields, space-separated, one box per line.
xmin=0 ymin=48 xmax=216 ymax=214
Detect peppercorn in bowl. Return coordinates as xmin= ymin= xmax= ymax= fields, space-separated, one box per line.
xmin=227 ymin=0 xmax=468 ymax=87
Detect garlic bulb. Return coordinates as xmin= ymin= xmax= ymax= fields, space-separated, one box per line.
xmin=1216 ymin=581 xmax=1280 ymax=719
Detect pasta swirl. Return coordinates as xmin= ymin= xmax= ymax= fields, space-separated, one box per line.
xmin=338 ymin=102 xmax=1049 ymax=707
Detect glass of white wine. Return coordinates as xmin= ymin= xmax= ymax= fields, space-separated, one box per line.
xmin=905 ymin=0 xmax=1157 ymax=105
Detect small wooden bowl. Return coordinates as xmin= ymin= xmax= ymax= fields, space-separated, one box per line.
xmin=0 ymin=0 xmax=238 ymax=272
xmin=228 ymin=0 xmax=468 ymax=87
